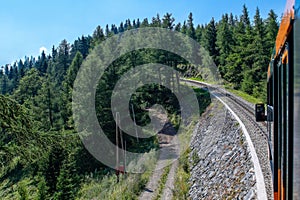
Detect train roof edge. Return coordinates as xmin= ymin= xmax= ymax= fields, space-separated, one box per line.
xmin=267 ymin=0 xmax=298 ymax=81
xmin=275 ymin=0 xmax=295 ymax=57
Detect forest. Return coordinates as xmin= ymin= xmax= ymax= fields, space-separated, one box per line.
xmin=0 ymin=5 xmax=278 ymax=199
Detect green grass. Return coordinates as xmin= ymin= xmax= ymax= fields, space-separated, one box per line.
xmin=172 ymin=148 xmax=191 ymax=200
xmin=77 ymin=149 xmax=158 ymax=200
xmin=187 ymin=77 xmax=203 ymax=82
xmin=225 ymin=87 xmax=263 ymax=104
xmin=153 ymin=164 xmax=171 ymax=200
xmin=171 ymin=86 xmax=211 ymax=200
xmin=186 ymin=77 xmax=263 ymax=104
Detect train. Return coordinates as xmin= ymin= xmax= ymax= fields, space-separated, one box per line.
xmin=255 ymin=0 xmax=300 ymax=199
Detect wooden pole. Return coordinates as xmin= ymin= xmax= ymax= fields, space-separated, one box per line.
xmin=116 ymin=112 xmax=119 ymax=182
xmin=131 ymin=104 xmax=139 ymax=142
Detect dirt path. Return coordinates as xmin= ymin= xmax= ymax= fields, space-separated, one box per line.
xmin=139 ymin=107 xmax=180 ymax=200
xmin=161 ymin=153 xmax=179 ymax=200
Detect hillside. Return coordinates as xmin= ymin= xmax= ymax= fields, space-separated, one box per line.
xmin=0 ymin=5 xmax=278 ymax=199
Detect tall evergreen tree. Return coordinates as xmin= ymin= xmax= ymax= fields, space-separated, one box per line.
xmin=124 ymin=19 xmax=132 ymax=30
xmin=51 ymin=39 xmax=71 ymax=85
xmin=92 ymin=25 xmax=105 ymax=47
xmin=265 ymin=9 xmax=279 ymax=54
xmin=61 ymin=52 xmax=83 ymax=129
xmin=187 ymin=12 xmax=196 ymax=39
xmin=70 ymin=35 xmax=91 ymax=59
xmin=105 ymin=24 xmax=111 ymax=37
xmin=118 ymin=22 xmax=125 ymax=32
xmin=136 ymin=18 xmax=141 ymax=28
xmin=51 ymin=46 xmax=58 ymax=61
xmin=4 ymin=64 xmax=9 ymax=76
xmin=0 ymin=74 xmax=8 ymax=94
xmin=162 ymin=13 xmax=175 ymax=29
xmin=111 ymin=24 xmax=118 ymax=34
xmin=36 ymin=51 xmax=48 ymax=74
xmin=151 ymin=14 xmax=161 ymax=27
xmin=228 ymin=13 xmax=236 ymax=27
xmin=181 ymin=21 xmax=187 ymax=34
xmin=174 ymin=22 xmax=181 ymax=32
xmin=141 ymin=18 xmax=149 ymax=27
xmin=195 ymin=25 xmax=203 ymax=43
xmin=12 ymin=68 xmax=42 ymax=105
xmin=54 ymin=152 xmax=80 ymax=200
xmin=18 ymin=59 xmax=25 ymax=78
xmin=202 ymin=18 xmax=218 ymax=63
xmin=216 ymin=14 xmax=234 ymax=71
xmin=241 ymin=4 xmax=251 ymax=27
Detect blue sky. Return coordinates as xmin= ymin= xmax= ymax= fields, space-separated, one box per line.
xmin=0 ymin=0 xmax=286 ymax=67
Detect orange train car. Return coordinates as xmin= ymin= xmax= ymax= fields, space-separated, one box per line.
xmin=256 ymin=0 xmax=300 ymax=199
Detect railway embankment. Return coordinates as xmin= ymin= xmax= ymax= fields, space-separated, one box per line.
xmin=189 ymin=99 xmax=257 ymax=199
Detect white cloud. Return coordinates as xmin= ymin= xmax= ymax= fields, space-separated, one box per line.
xmin=39 ymin=46 xmax=47 ymax=54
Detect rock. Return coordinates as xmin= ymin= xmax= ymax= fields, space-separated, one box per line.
xmin=244 ymin=189 xmax=255 ymax=200
xmin=189 ymin=100 xmax=257 ymax=199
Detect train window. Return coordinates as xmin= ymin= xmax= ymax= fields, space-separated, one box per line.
xmin=255 ymin=103 xmax=266 ymax=121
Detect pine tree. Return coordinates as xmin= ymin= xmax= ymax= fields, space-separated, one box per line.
xmin=0 ymin=74 xmax=8 ymax=94
xmin=17 ymin=181 xmax=29 ymax=200
xmin=241 ymin=7 xmax=268 ymax=95
xmin=181 ymin=21 xmax=187 ymax=34
xmin=50 ymin=39 xmax=71 ymax=86
xmin=224 ymin=53 xmax=244 ymax=88
xmin=44 ymin=145 xmax=65 ymax=195
xmin=36 ymin=74 xmax=62 ymax=130
xmin=202 ymin=18 xmax=218 ymax=63
xmin=216 ymin=14 xmax=234 ymax=71
xmin=118 ymin=22 xmax=125 ymax=32
xmin=195 ymin=25 xmax=203 ymax=43
xmin=36 ymin=51 xmax=48 ymax=74
xmin=70 ymin=36 xmax=91 ymax=59
xmin=228 ymin=13 xmax=236 ymax=27
xmin=241 ymin=4 xmax=251 ymax=27
xmin=151 ymin=14 xmax=161 ymax=27
xmin=132 ymin=19 xmax=136 ymax=29
xmin=4 ymin=64 xmax=9 ymax=76
xmin=136 ymin=18 xmax=141 ymax=28
xmin=251 ymin=7 xmax=269 ymax=97
xmin=232 ymin=5 xmax=255 ymax=92
xmin=92 ymin=25 xmax=105 ymax=48
xmin=54 ymin=152 xmax=80 ymax=200
xmin=187 ymin=12 xmax=196 ymax=39
xmin=37 ymin=176 xmax=48 ymax=200
xmin=141 ymin=18 xmax=149 ymax=27
xmin=51 ymin=45 xmax=58 ymax=60
xmin=265 ymin=9 xmax=279 ymax=54
xmin=124 ymin=19 xmax=132 ymax=30
xmin=111 ymin=24 xmax=118 ymax=34
xmin=61 ymin=52 xmax=83 ymax=129
xmin=12 ymin=68 xmax=42 ymax=104
xmin=175 ymin=22 xmax=181 ymax=32
xmin=162 ymin=13 xmax=175 ymax=29
xmin=18 ymin=59 xmax=25 ymax=78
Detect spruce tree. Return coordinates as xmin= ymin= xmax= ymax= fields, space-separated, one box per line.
xmin=216 ymin=14 xmax=234 ymax=71
xmin=162 ymin=13 xmax=175 ymax=29
xmin=54 ymin=152 xmax=80 ymax=200
xmin=187 ymin=12 xmax=196 ymax=39
xmin=141 ymin=18 xmax=149 ymax=27
xmin=61 ymin=52 xmax=83 ymax=129
xmin=202 ymin=18 xmax=218 ymax=64
xmin=265 ymin=9 xmax=279 ymax=54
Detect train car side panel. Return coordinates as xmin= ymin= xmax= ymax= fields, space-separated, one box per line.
xmin=293 ymin=1 xmax=300 ymax=198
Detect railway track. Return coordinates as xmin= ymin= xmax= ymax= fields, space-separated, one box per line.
xmin=183 ymin=79 xmax=273 ymax=200
xmin=225 ymin=91 xmax=268 ymax=139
